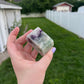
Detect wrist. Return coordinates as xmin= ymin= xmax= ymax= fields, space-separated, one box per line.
xmin=18 ymin=81 xmax=43 ymax=84
xmin=17 ymin=79 xmax=43 ymax=84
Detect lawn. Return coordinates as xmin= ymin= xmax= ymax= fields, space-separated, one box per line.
xmin=0 ymin=17 xmax=84 ymax=84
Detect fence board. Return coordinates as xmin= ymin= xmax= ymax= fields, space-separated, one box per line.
xmin=45 ymin=10 xmax=84 ymax=38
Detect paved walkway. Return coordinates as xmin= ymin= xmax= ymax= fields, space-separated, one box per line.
xmin=0 ymin=50 xmax=9 ymax=64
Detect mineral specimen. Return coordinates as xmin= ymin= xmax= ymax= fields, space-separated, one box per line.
xmin=26 ymin=27 xmax=54 ymax=56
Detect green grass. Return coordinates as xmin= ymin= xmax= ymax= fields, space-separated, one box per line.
xmin=0 ymin=17 xmax=84 ymax=84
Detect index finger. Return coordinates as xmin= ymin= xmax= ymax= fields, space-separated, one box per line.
xmin=16 ymin=29 xmax=33 ymax=45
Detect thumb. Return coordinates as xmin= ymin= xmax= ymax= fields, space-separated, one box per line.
xmin=7 ymin=27 xmax=20 ymax=59
xmin=38 ymin=47 xmax=56 ymax=70
xmin=7 ymin=27 xmax=19 ymax=44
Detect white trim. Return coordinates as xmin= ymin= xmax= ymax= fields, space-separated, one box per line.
xmin=0 ymin=4 xmax=22 ymax=9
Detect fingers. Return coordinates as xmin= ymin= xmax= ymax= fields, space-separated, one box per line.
xmin=16 ymin=29 xmax=33 ymax=45
xmin=24 ymin=43 xmax=32 ymax=53
xmin=38 ymin=47 xmax=56 ymax=70
xmin=7 ymin=27 xmax=20 ymax=59
xmin=31 ymin=49 xmax=38 ymax=59
xmin=7 ymin=27 xmax=19 ymax=45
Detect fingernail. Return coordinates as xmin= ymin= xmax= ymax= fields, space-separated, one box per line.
xmin=15 ymin=27 xmax=19 ymax=30
xmin=52 ymin=47 xmax=56 ymax=53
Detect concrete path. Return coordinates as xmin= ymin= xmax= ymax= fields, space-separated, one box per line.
xmin=0 ymin=50 xmax=9 ymax=64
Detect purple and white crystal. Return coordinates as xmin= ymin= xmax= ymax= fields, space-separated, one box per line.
xmin=26 ymin=27 xmax=54 ymax=56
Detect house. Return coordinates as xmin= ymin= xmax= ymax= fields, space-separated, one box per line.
xmin=53 ymin=2 xmax=73 ymax=12
xmin=0 ymin=0 xmax=22 ymax=53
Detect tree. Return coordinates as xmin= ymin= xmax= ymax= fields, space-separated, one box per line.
xmin=12 ymin=0 xmax=84 ymax=13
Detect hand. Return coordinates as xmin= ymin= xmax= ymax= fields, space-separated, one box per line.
xmin=7 ymin=27 xmax=56 ymax=84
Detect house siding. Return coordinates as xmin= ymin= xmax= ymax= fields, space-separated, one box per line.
xmin=0 ymin=10 xmax=7 ymax=52
xmin=53 ymin=2 xmax=73 ymax=12
xmin=0 ymin=9 xmax=21 ymax=53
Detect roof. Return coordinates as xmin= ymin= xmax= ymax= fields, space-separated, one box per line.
xmin=53 ymin=2 xmax=74 ymax=7
xmin=0 ymin=1 xmax=22 ymax=9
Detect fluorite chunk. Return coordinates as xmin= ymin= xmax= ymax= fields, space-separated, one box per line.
xmin=26 ymin=27 xmax=54 ymax=56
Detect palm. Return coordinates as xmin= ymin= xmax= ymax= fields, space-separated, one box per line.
xmin=7 ymin=29 xmax=38 ymax=73
xmin=15 ymin=42 xmax=36 ymax=61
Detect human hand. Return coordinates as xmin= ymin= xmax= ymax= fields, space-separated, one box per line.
xmin=7 ymin=27 xmax=56 ymax=84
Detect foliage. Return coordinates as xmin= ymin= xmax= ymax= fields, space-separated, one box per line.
xmin=14 ymin=0 xmax=51 ymax=14
xmin=11 ymin=0 xmax=75 ymax=14
xmin=10 ymin=0 xmax=84 ymax=13
xmin=72 ymin=1 xmax=84 ymax=11
xmin=7 ymin=0 xmax=84 ymax=13
xmin=0 ymin=17 xmax=84 ymax=84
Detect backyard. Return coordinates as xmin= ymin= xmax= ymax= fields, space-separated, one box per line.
xmin=0 ymin=17 xmax=84 ymax=84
